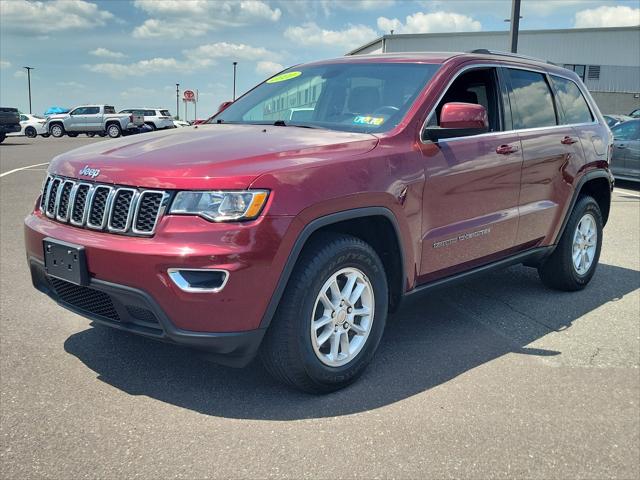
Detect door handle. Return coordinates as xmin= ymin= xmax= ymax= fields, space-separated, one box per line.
xmin=616 ymin=144 xmax=627 ymax=149
xmin=496 ymin=144 xmax=518 ymax=155
xmin=561 ymin=136 xmax=578 ymax=145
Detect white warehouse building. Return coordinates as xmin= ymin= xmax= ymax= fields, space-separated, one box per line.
xmin=347 ymin=26 xmax=640 ymax=114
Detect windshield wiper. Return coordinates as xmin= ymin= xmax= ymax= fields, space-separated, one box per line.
xmin=273 ymin=120 xmax=320 ymax=129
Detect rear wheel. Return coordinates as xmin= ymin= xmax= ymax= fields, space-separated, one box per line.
xmin=145 ymin=122 xmax=156 ymax=131
xmin=24 ymin=126 xmax=37 ymax=138
xmin=260 ymin=233 xmax=388 ymax=393
xmin=106 ymin=123 xmax=121 ymax=138
xmin=49 ymin=123 xmax=64 ymax=138
xmin=538 ymin=195 xmax=603 ymax=291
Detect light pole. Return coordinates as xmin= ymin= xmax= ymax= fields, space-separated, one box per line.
xmin=233 ymin=62 xmax=238 ymax=101
xmin=508 ymin=0 xmax=522 ymax=53
xmin=175 ymin=83 xmax=180 ymax=120
xmin=24 ymin=66 xmax=34 ymax=114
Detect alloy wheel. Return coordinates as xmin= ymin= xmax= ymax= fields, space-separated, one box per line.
xmin=310 ymin=267 xmax=374 ymax=367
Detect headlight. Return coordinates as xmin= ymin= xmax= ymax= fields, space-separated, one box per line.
xmin=169 ymin=190 xmax=269 ymax=222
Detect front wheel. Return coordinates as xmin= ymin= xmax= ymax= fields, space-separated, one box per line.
xmin=538 ymin=195 xmax=603 ymax=291
xmin=49 ymin=123 xmax=64 ymax=138
xmin=106 ymin=123 xmax=121 ymax=138
xmin=260 ymin=233 xmax=388 ymax=393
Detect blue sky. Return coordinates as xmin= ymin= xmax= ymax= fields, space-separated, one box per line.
xmin=1 ymin=0 xmax=639 ymax=119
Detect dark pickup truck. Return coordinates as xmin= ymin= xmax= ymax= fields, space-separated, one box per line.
xmin=0 ymin=107 xmax=21 ymax=143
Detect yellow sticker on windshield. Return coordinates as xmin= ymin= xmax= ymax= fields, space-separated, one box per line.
xmin=354 ymin=116 xmax=385 ymax=126
xmin=267 ymin=71 xmax=302 ymax=83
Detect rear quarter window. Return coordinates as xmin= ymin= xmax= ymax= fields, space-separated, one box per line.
xmin=507 ymin=69 xmax=557 ymax=129
xmin=160 ymin=110 xmax=171 ymax=117
xmin=550 ymin=75 xmax=593 ymax=124
xmin=144 ymin=110 xmax=156 ymax=116
xmin=104 ymin=106 xmax=116 ymax=114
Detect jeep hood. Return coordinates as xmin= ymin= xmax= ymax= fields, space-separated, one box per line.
xmin=48 ymin=124 xmax=378 ymax=189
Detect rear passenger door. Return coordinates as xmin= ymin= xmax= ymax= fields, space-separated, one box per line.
xmin=505 ymin=68 xmax=586 ymax=247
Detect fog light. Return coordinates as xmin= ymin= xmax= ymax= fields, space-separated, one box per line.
xmin=167 ymin=268 xmax=229 ymax=293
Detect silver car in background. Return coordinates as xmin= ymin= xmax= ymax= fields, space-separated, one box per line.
xmin=610 ymin=119 xmax=640 ymax=182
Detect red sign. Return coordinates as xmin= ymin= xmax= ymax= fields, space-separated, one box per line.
xmin=183 ymin=90 xmax=195 ymax=101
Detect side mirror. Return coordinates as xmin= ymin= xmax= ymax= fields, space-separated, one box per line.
xmin=424 ymin=102 xmax=489 ymax=142
xmin=218 ymin=101 xmax=233 ymax=113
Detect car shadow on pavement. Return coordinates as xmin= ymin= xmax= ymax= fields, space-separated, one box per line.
xmin=64 ymin=263 xmax=639 ymax=420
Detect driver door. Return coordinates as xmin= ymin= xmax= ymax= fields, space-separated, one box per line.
xmin=67 ymin=107 xmax=89 ymax=131
xmin=416 ymin=66 xmax=523 ymax=281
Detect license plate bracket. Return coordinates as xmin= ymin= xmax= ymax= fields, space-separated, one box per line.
xmin=43 ymin=238 xmax=89 ymax=286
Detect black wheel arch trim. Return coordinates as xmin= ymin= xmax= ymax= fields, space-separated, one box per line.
xmin=258 ymin=207 xmax=407 ymax=329
xmin=554 ymin=169 xmax=613 ymax=244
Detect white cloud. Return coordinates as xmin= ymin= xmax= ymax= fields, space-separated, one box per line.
xmin=279 ymin=0 xmax=395 ymax=17
xmin=57 ymin=81 xmax=86 ymax=88
xmin=526 ymin=0 xmax=602 ymax=16
xmin=284 ymin=22 xmax=377 ymax=49
xmin=185 ymin=42 xmax=277 ymax=67
xmin=86 ymin=57 xmax=182 ymax=78
xmin=1 ymin=0 xmax=115 ymax=34
xmin=573 ymin=5 xmax=640 ymax=28
xmin=377 ymin=11 xmax=481 ymax=34
xmin=132 ymin=0 xmax=281 ymax=38
xmin=14 ymin=70 xmax=26 ymax=78
xmin=0 ymin=60 xmax=11 ymax=69
xmin=256 ymin=61 xmax=284 ymax=76
xmin=89 ymin=47 xmax=126 ymax=59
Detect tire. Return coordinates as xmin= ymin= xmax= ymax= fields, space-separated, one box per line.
xmin=97 ymin=132 xmax=106 ymax=137
xmin=538 ymin=195 xmax=603 ymax=291
xmin=49 ymin=123 xmax=64 ymax=138
xmin=67 ymin=133 xmax=78 ymax=138
xmin=260 ymin=233 xmax=388 ymax=393
xmin=41 ymin=133 xmax=50 ymax=138
xmin=106 ymin=123 xmax=121 ymax=138
xmin=86 ymin=132 xmax=95 ymax=137
xmin=25 ymin=126 xmax=37 ymax=138
xmin=0 ymin=133 xmax=5 ymax=144
xmin=145 ymin=122 xmax=156 ymax=131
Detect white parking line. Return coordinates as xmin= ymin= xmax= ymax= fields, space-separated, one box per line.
xmin=0 ymin=162 xmax=49 ymax=178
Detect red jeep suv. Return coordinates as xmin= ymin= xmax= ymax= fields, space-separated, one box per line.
xmin=25 ymin=51 xmax=613 ymax=393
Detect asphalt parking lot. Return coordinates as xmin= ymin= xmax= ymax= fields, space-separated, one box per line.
xmin=1 ymin=136 xmax=639 ymax=479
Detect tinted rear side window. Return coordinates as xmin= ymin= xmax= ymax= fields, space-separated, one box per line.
xmin=144 ymin=110 xmax=155 ymax=116
xmin=507 ymin=69 xmax=557 ymax=129
xmin=85 ymin=107 xmax=99 ymax=114
xmin=550 ymin=75 xmax=593 ymax=124
xmin=104 ymin=106 xmax=116 ymax=114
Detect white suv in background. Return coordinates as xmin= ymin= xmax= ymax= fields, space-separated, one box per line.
xmin=119 ymin=108 xmax=175 ymax=130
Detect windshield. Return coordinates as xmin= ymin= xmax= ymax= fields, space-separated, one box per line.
xmin=210 ymin=62 xmax=440 ymax=133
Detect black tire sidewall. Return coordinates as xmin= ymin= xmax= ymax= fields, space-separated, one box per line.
xmin=291 ymin=239 xmax=388 ymax=388
xmin=25 ymin=127 xmax=37 ymax=138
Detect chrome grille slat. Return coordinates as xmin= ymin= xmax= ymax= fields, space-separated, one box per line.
xmin=108 ymin=188 xmax=138 ymax=233
xmin=132 ymin=190 xmax=166 ymax=235
xmin=46 ymin=178 xmax=61 ymax=218
xmin=55 ymin=180 xmax=75 ymax=222
xmin=39 ymin=175 xmax=165 ymax=236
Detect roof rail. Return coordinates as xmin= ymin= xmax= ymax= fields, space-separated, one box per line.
xmin=468 ymin=49 xmax=555 ymax=65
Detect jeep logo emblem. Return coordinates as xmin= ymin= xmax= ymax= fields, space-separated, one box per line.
xmin=79 ymin=165 xmax=100 ymax=178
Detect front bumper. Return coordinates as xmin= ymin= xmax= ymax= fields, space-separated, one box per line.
xmin=28 ymin=258 xmax=265 ymax=367
xmin=25 ymin=209 xmax=294 ymax=334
